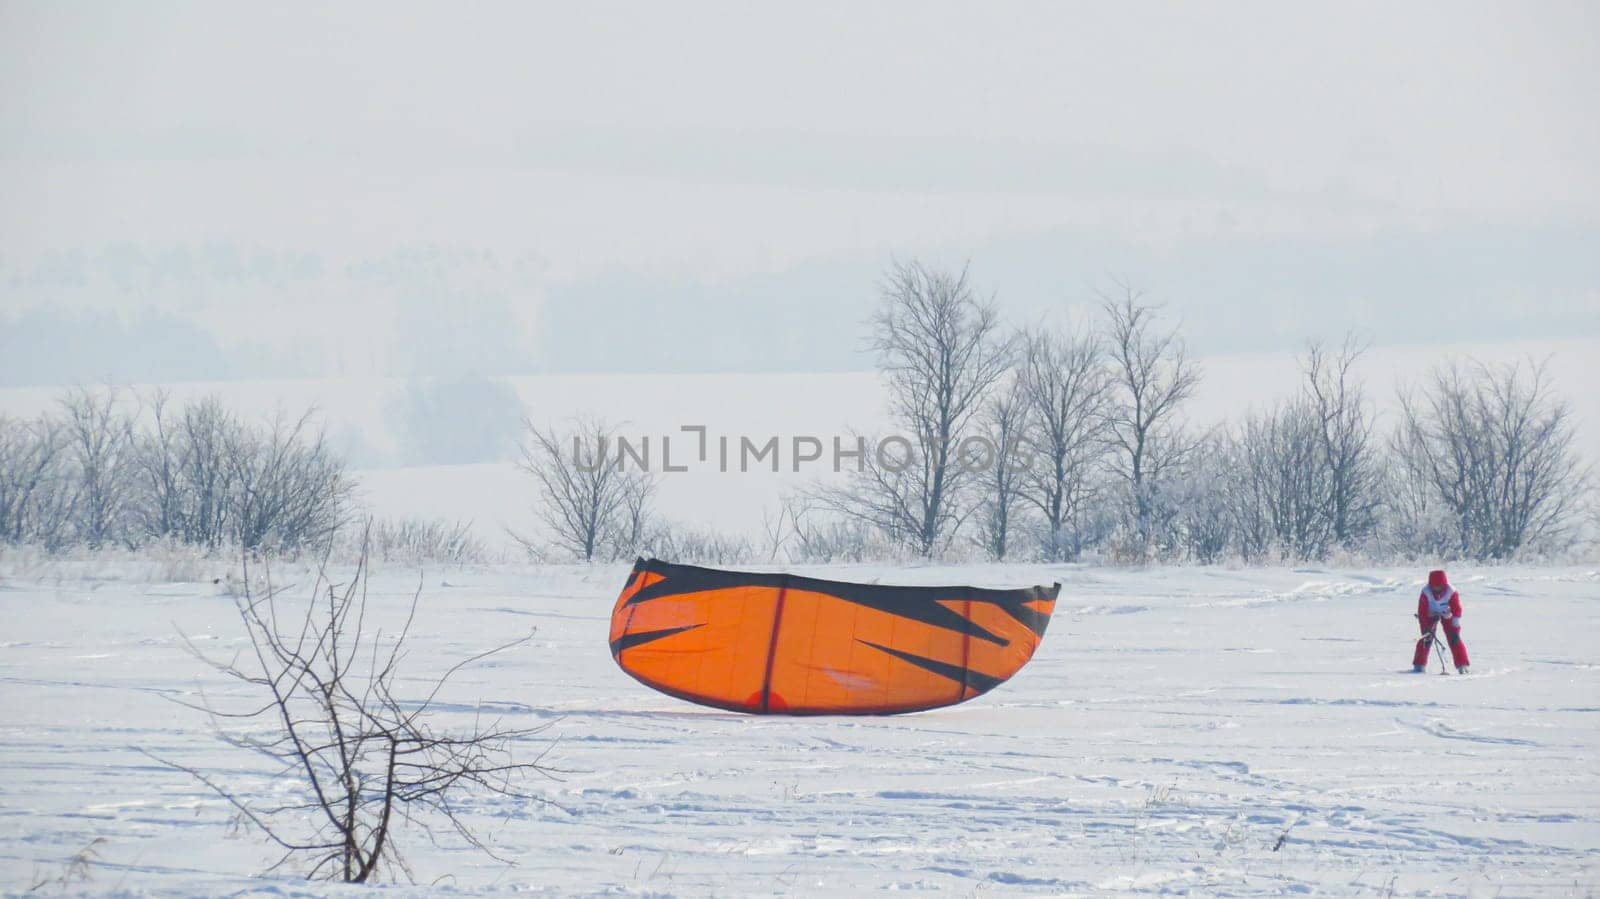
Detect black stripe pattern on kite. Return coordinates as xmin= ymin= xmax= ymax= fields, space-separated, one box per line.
xmin=856 ymin=639 xmax=1007 ymax=695
xmin=609 ymin=624 xmax=703 ymax=656
xmin=621 ymin=558 xmax=1058 ymax=648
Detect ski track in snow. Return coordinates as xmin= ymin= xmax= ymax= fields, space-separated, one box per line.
xmin=0 ymin=560 xmax=1596 ymax=895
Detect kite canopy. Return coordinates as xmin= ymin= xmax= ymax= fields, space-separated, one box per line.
xmin=608 ymin=557 xmax=1060 ymax=715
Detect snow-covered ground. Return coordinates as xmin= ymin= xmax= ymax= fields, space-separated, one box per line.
xmin=2 ymin=557 xmax=1596 ymax=895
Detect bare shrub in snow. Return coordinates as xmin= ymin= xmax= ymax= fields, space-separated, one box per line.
xmin=155 ymin=547 xmax=557 ymax=883
xmin=647 ymin=523 xmax=754 ymax=566
xmin=173 ymin=396 xmax=243 ymax=548
xmin=142 ymin=536 xmax=220 ymax=582
xmin=131 ymin=388 xmax=185 ymax=542
xmin=227 ymin=409 xmax=352 ymax=554
xmin=25 ymin=836 xmax=105 ymax=892
xmin=58 ymin=386 xmax=137 ymax=548
xmin=126 ymin=392 xmax=351 ymax=555
xmin=516 ymin=416 xmax=657 ymax=562
xmin=368 ymin=516 xmax=489 ymax=565
xmin=778 ymin=496 xmax=884 ymax=564
xmin=758 ymin=502 xmax=794 ymax=562
xmin=0 ymin=413 xmax=75 ymax=549
xmin=604 ymin=465 xmax=656 ymax=561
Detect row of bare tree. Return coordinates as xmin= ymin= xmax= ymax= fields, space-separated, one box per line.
xmin=11 ymin=260 xmax=1584 ymax=566
xmin=806 ymin=262 xmax=1207 ymax=563
xmin=0 ymin=388 xmax=350 ymax=553
xmin=843 ymin=262 xmax=1593 ymax=563
xmin=515 ymin=260 xmax=1592 ymax=565
xmin=1162 ymin=339 xmax=1588 ymax=563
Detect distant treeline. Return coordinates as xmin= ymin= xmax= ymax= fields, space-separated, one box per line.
xmin=4 ymin=263 xmax=1594 ymax=567
xmin=520 ymin=263 xmax=1595 ymax=566
xmin=0 ymin=388 xmax=348 ymax=553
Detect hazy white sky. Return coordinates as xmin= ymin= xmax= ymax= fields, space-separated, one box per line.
xmin=2 ymin=1 xmax=1596 ymax=378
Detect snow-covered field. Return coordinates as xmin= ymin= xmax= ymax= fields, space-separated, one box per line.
xmin=2 ymin=557 xmax=1596 ymax=895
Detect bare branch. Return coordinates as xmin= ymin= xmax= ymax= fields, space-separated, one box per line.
xmin=154 ymin=543 xmax=560 ymax=883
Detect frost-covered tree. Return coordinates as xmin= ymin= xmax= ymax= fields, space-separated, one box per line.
xmin=59 ymin=386 xmax=135 ymax=548
xmin=228 ymin=409 xmax=352 ymax=553
xmin=1228 ymin=401 xmax=1332 ymax=560
xmin=133 ymin=393 xmax=245 ymax=548
xmin=972 ymin=372 xmax=1031 ymax=560
xmin=7 ymin=391 xmax=350 ymax=555
xmin=132 ymin=389 xmax=184 ymax=541
xmin=1173 ymin=429 xmax=1234 ymax=564
xmin=1018 ymin=326 xmax=1110 ymax=561
xmin=179 ymin=397 xmax=243 ymax=548
xmin=1101 ymin=286 xmax=1201 ymax=561
xmin=1392 ymin=358 xmax=1591 ymax=559
xmin=0 ymin=414 xmax=74 ymax=548
xmin=817 ymin=261 xmax=1013 ymax=557
xmin=516 ymin=417 xmax=657 ymax=562
xmin=1301 ymin=336 xmax=1381 ymax=550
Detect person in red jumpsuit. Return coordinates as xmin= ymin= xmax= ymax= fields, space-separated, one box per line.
xmin=1412 ymin=568 xmax=1469 ymax=674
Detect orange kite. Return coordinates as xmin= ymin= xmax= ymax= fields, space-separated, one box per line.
xmin=609 ymin=558 xmax=1060 ymax=715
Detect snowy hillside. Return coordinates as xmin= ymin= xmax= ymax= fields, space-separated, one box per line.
xmin=2 ymin=558 xmax=1595 ymax=894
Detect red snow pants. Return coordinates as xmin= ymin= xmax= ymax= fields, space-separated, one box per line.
xmin=1413 ymin=616 xmax=1469 ymax=669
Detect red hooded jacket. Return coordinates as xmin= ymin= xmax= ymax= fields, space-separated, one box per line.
xmin=1417 ymin=569 xmax=1463 ymax=623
